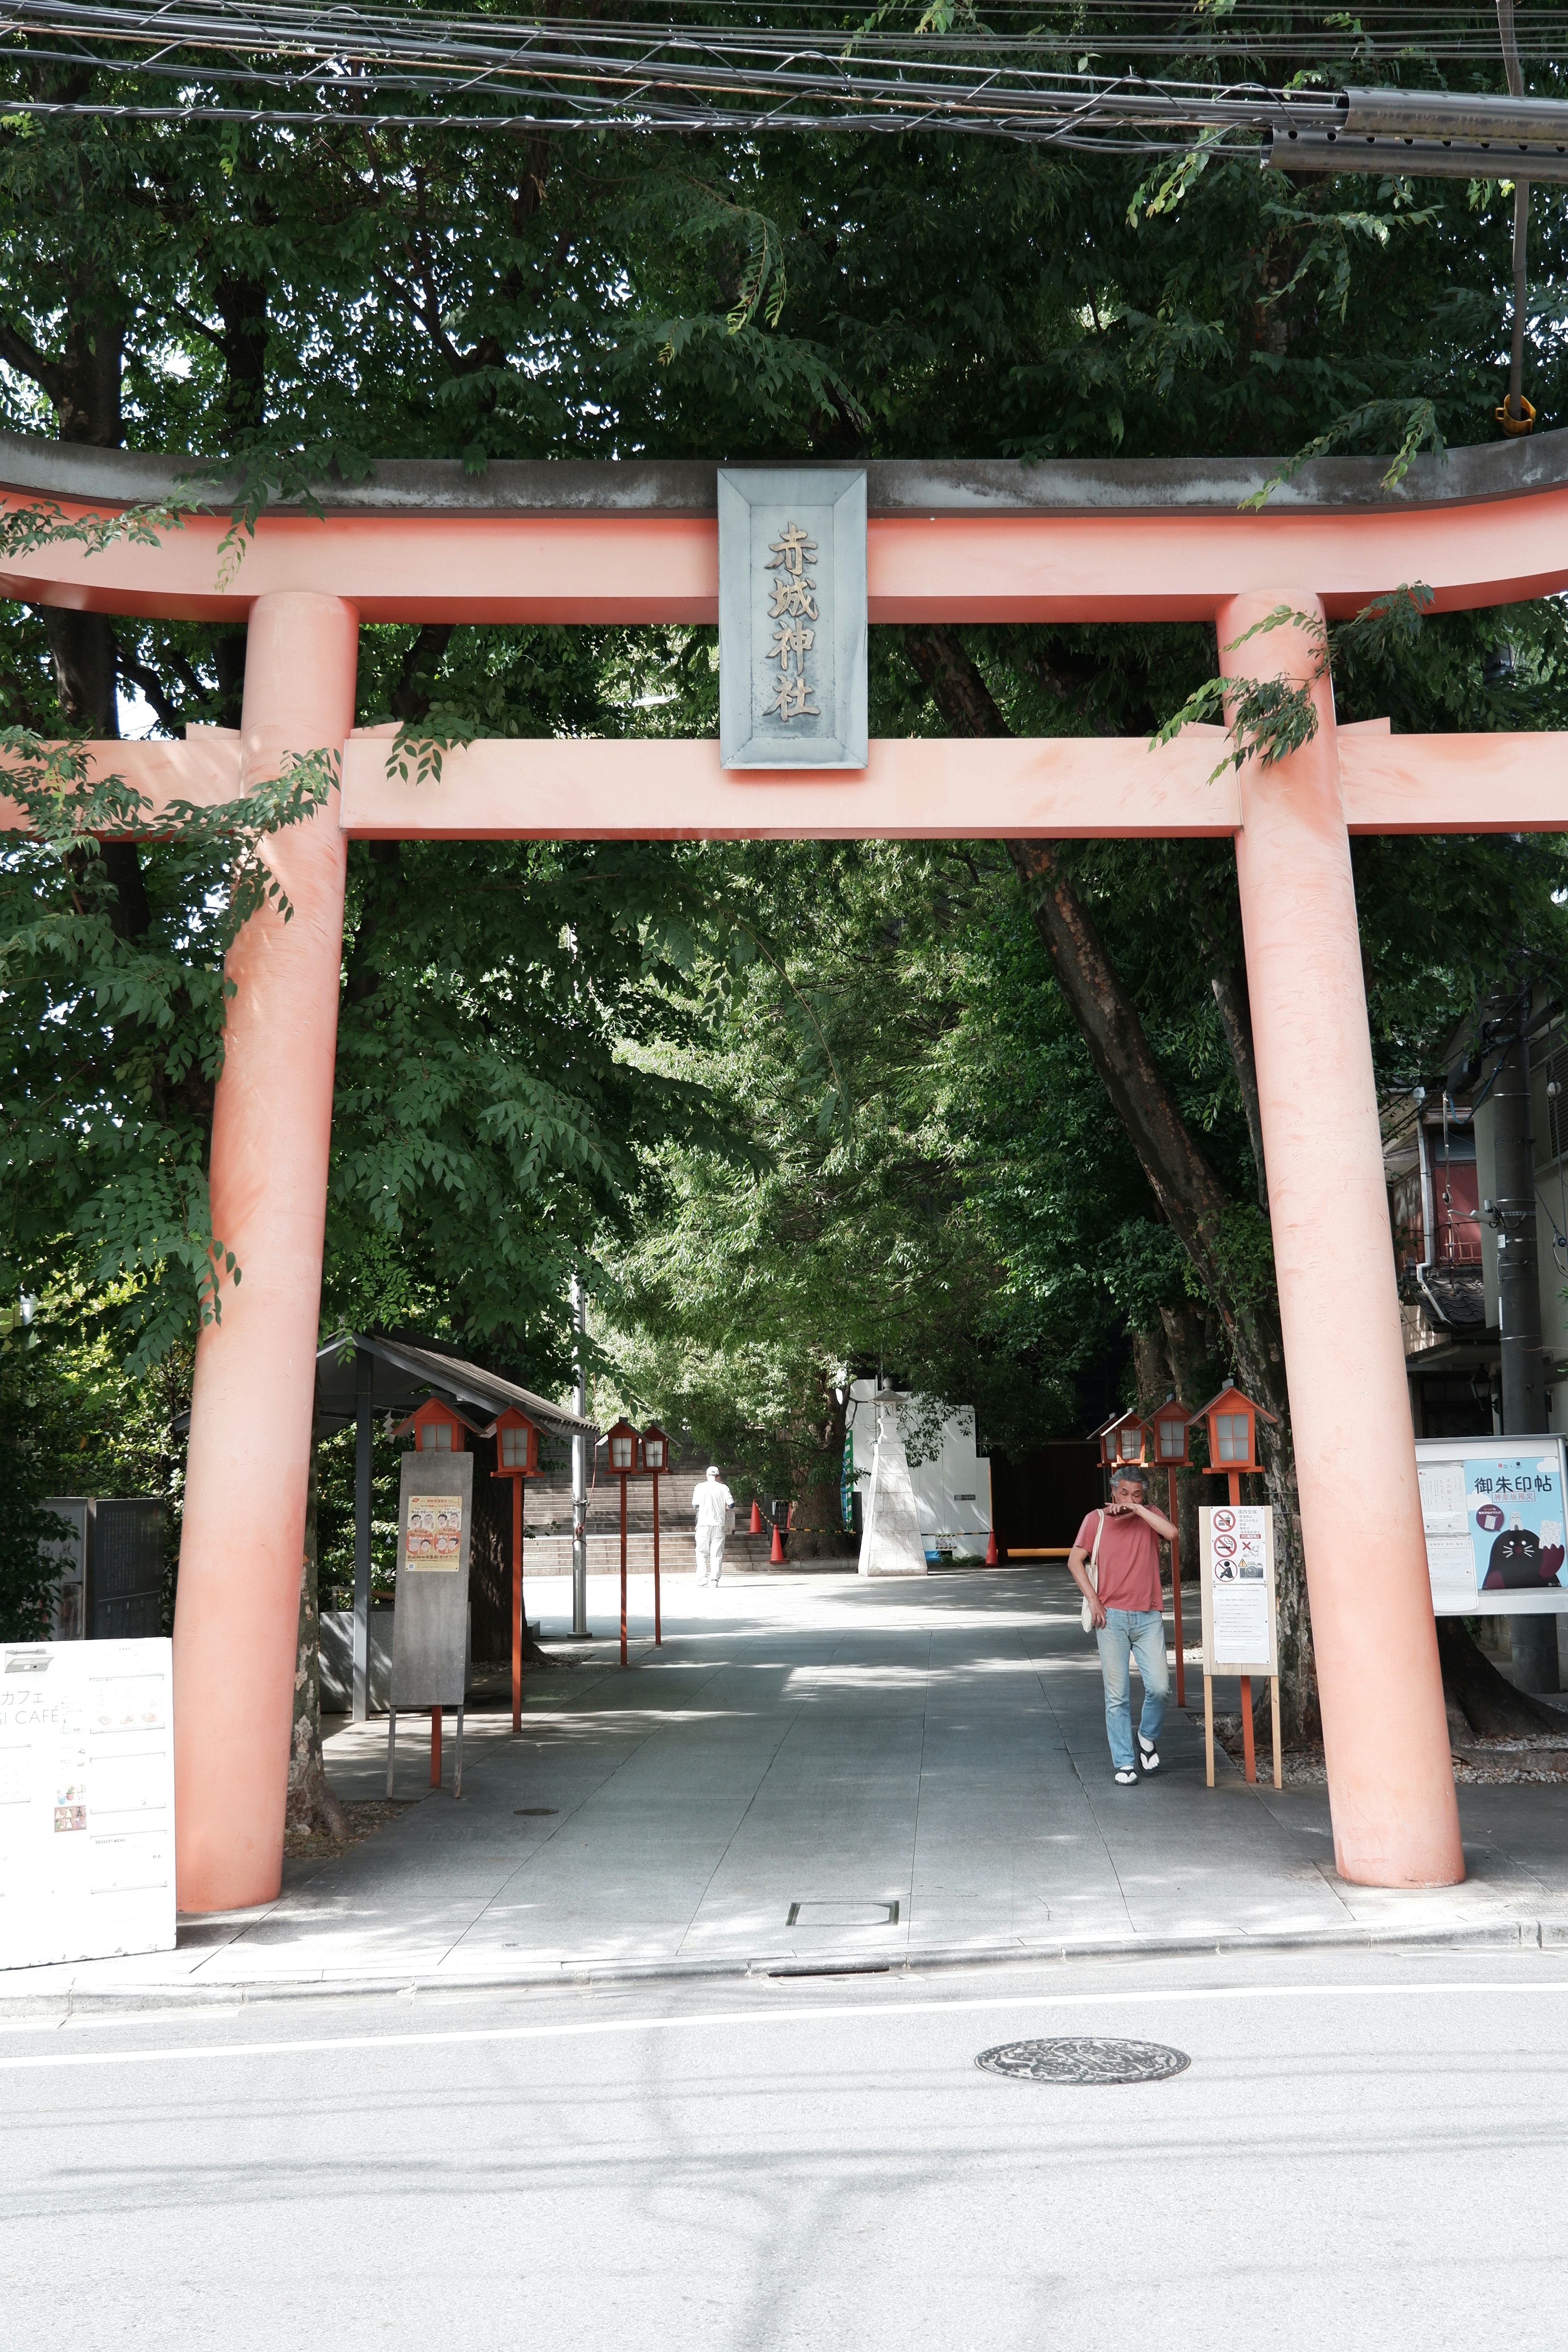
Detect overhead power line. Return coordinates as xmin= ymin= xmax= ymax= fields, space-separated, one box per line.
xmin=1 ymin=0 xmax=1566 ymax=176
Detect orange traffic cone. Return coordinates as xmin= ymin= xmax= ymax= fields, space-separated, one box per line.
xmin=769 ymin=1518 xmax=786 ymax=1564
xmin=749 ymin=1498 xmax=763 ymax=1535
xmin=985 ymin=1524 xmax=1002 ymax=1566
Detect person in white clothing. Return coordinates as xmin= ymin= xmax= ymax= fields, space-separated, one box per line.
xmin=693 ymin=1465 xmax=735 ymax=1587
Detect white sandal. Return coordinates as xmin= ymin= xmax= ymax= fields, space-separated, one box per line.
xmin=1114 ymin=1767 xmax=1138 ymax=1786
xmin=1138 ymin=1737 xmax=1160 ymax=1772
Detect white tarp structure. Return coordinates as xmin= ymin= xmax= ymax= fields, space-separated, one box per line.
xmin=849 ymin=1383 xmax=993 ymax=1573
xmin=0 ymin=1637 xmax=175 ymax=1971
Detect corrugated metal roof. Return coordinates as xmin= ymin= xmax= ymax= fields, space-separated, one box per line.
xmin=315 ymin=1331 xmax=594 ymax=1440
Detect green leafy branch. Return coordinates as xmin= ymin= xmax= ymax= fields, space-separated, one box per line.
xmin=385 ymin=706 xmax=482 ymax=787
xmin=1241 ymin=399 xmax=1445 ymax=513
xmin=0 ymin=493 xmax=196 ymax=564
xmin=1151 ymin=585 xmax=1434 ymax=782
xmin=657 ymin=176 xmax=791 ymax=339
xmin=196 ymin=439 xmax=376 ymax=589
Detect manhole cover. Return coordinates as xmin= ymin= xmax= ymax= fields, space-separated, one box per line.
xmin=976 ymin=2036 xmax=1190 ymax=2085
xmin=514 ymin=1807 xmax=558 ymax=1817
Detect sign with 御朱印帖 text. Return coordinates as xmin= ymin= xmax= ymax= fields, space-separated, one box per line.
xmin=717 ymin=467 xmax=867 ymax=771
xmin=1198 ymin=1504 xmax=1278 ymax=1675
xmin=1414 ymin=1436 xmax=1568 ymax=1615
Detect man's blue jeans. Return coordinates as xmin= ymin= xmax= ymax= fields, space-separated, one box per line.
xmin=1095 ymin=1608 xmax=1169 ymax=1770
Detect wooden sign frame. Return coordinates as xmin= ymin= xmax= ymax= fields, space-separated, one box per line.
xmin=388 ymin=1450 xmax=473 ymax=1797
xmin=1198 ymin=1502 xmax=1281 ymax=1791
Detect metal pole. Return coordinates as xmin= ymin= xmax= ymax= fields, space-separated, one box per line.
xmin=653 ymin=1471 xmax=662 ymax=1646
xmin=1492 ymin=999 xmax=1559 ymax=1690
xmin=1498 ymin=2 xmax=1532 ymax=426
xmin=511 ymin=1473 xmax=523 ymax=1732
xmin=619 ymin=1472 xmax=628 ymax=1667
xmin=353 ymin=1343 xmax=373 ymax=1723
xmin=571 ymin=1271 xmax=589 ymax=1638
xmin=1168 ymin=1465 xmax=1185 ymax=1709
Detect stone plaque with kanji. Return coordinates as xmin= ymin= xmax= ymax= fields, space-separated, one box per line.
xmin=717 ymin=467 xmax=867 ymax=769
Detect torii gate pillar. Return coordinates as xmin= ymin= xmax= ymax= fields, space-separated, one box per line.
xmin=1223 ymin=593 xmax=1463 ymax=1886
xmin=172 ymin=591 xmax=360 ymax=1913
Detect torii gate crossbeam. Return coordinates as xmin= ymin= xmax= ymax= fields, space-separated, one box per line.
xmin=8 ymin=428 xmax=1566 ymax=1913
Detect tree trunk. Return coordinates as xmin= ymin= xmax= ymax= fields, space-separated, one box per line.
xmin=1159 ymin=1301 xmax=1208 ymax=1588
xmin=904 ymin=623 xmax=1317 ymax=1733
xmin=795 ymin=1387 xmax=852 ymax=1558
xmin=286 ymin=1413 xmax=351 ymax=1838
xmin=1437 ymin=1619 xmax=1565 ymax=1739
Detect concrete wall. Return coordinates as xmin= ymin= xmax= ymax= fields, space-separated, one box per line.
xmin=845 ymin=1384 xmax=993 ymax=1556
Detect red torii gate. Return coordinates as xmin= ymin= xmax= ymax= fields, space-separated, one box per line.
xmin=7 ymin=432 xmax=1567 ymax=1910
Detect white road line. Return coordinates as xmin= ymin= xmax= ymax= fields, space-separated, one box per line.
xmin=0 ymin=1976 xmax=1566 ymax=2072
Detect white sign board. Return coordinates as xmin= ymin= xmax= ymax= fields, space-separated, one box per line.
xmin=1198 ymin=1505 xmax=1278 ymax=1675
xmin=1414 ymin=1437 xmax=1568 ymax=1616
xmin=0 ymin=1639 xmax=175 ymax=1972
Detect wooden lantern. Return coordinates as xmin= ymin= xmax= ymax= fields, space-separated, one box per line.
xmin=640 ymin=1424 xmax=670 ymax=1652
xmin=605 ymin=1417 xmax=640 ymax=1474
xmin=1151 ymin=1399 xmax=1194 ymax=1469
xmin=1099 ymin=1407 xmax=1150 ymax=1468
xmin=490 ymin=1405 xmax=539 ymax=1478
xmin=1194 ymin=1381 xmax=1277 ymax=1477
xmin=394 ymin=1395 xmax=486 ymax=1454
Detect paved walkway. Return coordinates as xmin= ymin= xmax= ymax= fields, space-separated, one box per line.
xmin=7 ymin=1566 xmax=1568 ymax=2003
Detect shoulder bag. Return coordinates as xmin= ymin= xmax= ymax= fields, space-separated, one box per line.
xmin=1080 ymin=1510 xmax=1106 ymax=1634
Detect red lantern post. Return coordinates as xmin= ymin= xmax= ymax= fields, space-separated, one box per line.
xmin=490 ymin=1407 xmax=539 ymax=1733
xmin=641 ymin=1423 xmax=669 ymax=1646
xmin=604 ymin=1420 xmax=640 ymax=1666
xmin=1194 ymin=1381 xmax=1280 ymax=1784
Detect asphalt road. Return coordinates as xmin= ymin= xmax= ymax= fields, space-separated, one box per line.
xmin=3 ymin=1948 xmax=1565 ymax=2350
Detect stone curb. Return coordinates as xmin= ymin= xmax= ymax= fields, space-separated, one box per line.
xmin=3 ymin=1914 xmax=1564 ymax=2019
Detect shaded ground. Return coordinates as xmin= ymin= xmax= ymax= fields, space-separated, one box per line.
xmin=7 ymin=1564 xmax=1568 ymax=2001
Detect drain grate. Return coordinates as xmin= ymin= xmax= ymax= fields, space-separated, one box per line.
xmin=514 ymin=1807 xmax=558 ymax=1817
xmin=787 ymin=1899 xmax=900 ymax=1927
xmin=976 ymin=2036 xmax=1190 ymax=2085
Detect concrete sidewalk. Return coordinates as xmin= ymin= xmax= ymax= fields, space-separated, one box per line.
xmin=7 ymin=1564 xmax=1568 ymax=2006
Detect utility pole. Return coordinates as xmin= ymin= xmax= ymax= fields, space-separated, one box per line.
xmin=1490 ymin=990 xmax=1559 ymax=1691
xmin=571 ymin=1270 xmax=590 ymax=1639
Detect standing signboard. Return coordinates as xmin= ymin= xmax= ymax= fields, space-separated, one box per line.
xmin=1198 ymin=1504 xmax=1282 ymax=1790
xmin=388 ymin=1450 xmax=473 ymax=1797
xmin=1414 ymin=1436 xmax=1568 ymax=1615
xmin=0 ymin=1637 xmax=175 ymax=1970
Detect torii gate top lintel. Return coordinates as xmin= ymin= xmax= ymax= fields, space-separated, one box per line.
xmin=5 ymin=423 xmax=1568 ymax=627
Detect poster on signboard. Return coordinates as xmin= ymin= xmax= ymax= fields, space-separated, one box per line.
xmin=1198 ymin=1504 xmax=1278 ymax=1675
xmin=1414 ymin=1436 xmax=1568 ymax=1615
xmin=0 ymin=1637 xmax=175 ymax=1971
xmin=391 ymin=1450 xmax=473 ymax=1710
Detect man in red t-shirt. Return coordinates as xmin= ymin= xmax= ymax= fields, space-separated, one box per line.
xmin=1068 ymin=1465 xmax=1176 ymax=1786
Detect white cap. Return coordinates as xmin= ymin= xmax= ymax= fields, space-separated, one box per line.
xmin=706 ymin=1464 xmax=721 ymax=1479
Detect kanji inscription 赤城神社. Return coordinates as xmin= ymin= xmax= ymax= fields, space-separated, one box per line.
xmin=765 ymin=521 xmax=820 ymax=723
xmin=717 ymin=466 xmax=867 ymax=769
